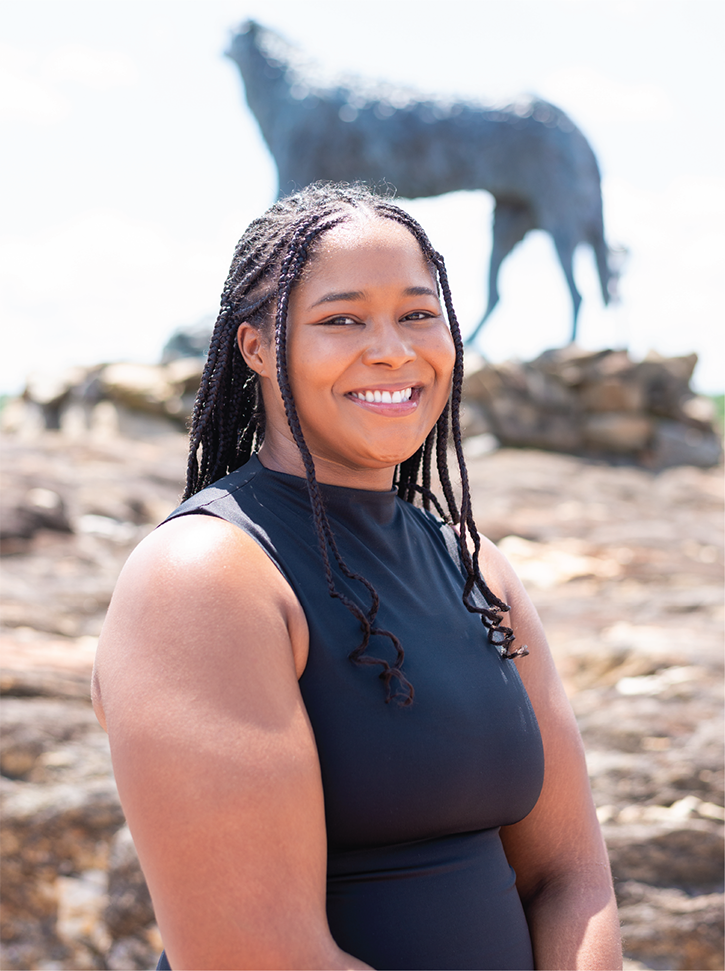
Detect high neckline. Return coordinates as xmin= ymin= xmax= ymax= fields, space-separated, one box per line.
xmin=247 ymin=453 xmax=399 ymax=524
xmin=250 ymin=453 xmax=397 ymax=501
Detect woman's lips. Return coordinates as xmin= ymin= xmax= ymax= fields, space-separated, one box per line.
xmin=345 ymin=386 xmax=421 ymax=415
xmin=350 ymin=386 xmax=413 ymax=404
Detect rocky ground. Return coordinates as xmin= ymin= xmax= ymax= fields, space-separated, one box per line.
xmin=1 ymin=426 xmax=723 ymax=970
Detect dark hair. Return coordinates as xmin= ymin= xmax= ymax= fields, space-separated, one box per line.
xmin=185 ymin=183 xmax=527 ymax=705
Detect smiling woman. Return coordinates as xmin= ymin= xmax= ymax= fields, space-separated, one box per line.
xmin=240 ymin=216 xmax=456 ymax=488
xmin=91 ymin=183 xmax=622 ymax=971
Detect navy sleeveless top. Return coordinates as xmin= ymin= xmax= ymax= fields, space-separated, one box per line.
xmin=162 ymin=455 xmax=544 ymax=970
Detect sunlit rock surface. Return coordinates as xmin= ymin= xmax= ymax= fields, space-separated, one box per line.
xmin=0 ymin=428 xmax=722 ymax=970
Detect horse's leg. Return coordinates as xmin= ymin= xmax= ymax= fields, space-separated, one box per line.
xmin=552 ymin=234 xmax=582 ymax=343
xmin=591 ymin=232 xmax=612 ymax=306
xmin=465 ymin=201 xmax=534 ymax=346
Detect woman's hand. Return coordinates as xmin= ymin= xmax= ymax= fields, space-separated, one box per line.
xmin=93 ymin=515 xmax=371 ymax=971
xmin=477 ymin=535 xmax=623 ymax=971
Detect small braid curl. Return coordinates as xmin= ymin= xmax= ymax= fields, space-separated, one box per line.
xmin=184 ymin=183 xmax=527 ymax=706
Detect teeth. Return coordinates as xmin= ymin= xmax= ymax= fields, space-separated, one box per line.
xmin=353 ymin=387 xmax=414 ymax=403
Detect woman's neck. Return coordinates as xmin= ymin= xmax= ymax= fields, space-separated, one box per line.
xmin=255 ymin=439 xmax=396 ymax=492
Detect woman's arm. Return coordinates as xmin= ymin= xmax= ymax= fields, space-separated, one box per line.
xmin=477 ymin=536 xmax=622 ymax=971
xmin=92 ymin=514 xmax=371 ymax=971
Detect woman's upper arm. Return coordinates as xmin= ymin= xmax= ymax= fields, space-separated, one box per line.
xmin=475 ymin=537 xmax=612 ymax=899
xmin=93 ymin=515 xmax=360 ymax=970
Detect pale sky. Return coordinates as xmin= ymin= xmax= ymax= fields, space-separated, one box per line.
xmin=2 ymin=0 xmax=723 ymax=394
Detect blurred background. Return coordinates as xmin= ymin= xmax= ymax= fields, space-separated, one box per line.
xmin=1 ymin=2 xmax=723 ymax=970
xmin=1 ymin=0 xmax=723 ymax=395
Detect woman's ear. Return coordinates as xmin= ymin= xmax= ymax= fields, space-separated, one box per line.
xmin=237 ymin=322 xmax=273 ymax=377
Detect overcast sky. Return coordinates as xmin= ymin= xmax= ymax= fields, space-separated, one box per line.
xmin=2 ymin=0 xmax=723 ymax=394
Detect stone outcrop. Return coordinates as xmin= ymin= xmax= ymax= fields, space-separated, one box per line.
xmin=5 ymin=346 xmax=721 ymax=472
xmin=2 ymin=358 xmax=205 ymax=441
xmin=463 ymin=346 xmax=722 ymax=468
xmin=0 ymin=429 xmax=722 ymax=970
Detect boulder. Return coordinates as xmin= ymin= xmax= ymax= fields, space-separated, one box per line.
xmin=650 ymin=420 xmax=724 ymax=470
xmin=583 ymin=413 xmax=654 ymax=452
xmin=99 ymin=363 xmax=184 ymax=420
xmin=160 ymin=320 xmax=212 ymax=364
xmin=603 ymin=817 xmax=724 ymax=889
xmin=617 ymin=881 xmax=725 ymax=971
xmin=104 ymin=826 xmax=155 ymax=940
xmin=0 ymin=486 xmax=72 ymax=553
xmin=579 ymin=375 xmax=646 ymax=413
xmin=462 ymin=348 xmax=721 ymax=466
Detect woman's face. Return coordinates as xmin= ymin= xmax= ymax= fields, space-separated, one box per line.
xmin=240 ymin=216 xmax=456 ymax=489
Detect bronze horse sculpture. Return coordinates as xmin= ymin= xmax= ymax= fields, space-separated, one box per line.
xmin=227 ymin=21 xmax=617 ymax=342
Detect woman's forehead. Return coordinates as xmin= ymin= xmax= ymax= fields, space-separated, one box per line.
xmin=319 ymin=214 xmax=418 ymax=250
xmin=305 ymin=216 xmax=434 ymax=281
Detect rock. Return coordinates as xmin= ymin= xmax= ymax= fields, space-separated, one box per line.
xmin=603 ymin=817 xmax=724 ymax=889
xmin=650 ymin=419 xmax=724 ymax=469
xmin=106 ymin=933 xmax=160 ymax=971
xmin=56 ymin=869 xmax=111 ymax=965
xmin=161 ymin=320 xmax=212 ymax=363
xmin=0 ymin=485 xmax=72 ymax=553
xmin=531 ymin=345 xmax=615 ymax=385
xmin=164 ymin=356 xmax=205 ymax=395
xmin=462 ymin=432 xmax=499 ymax=459
xmin=579 ymin=375 xmax=646 ymax=413
xmin=0 ymin=698 xmax=99 ymax=781
xmin=1 ymin=668 xmax=96 ymax=702
xmin=459 ymin=400 xmax=491 ymax=438
xmin=617 ymin=881 xmax=725 ymax=971
xmin=0 ymin=434 xmax=722 ymax=970
xmin=13 ymin=344 xmax=720 ymax=467
xmin=462 ymin=347 xmax=721 ymax=466
xmin=0 ymin=779 xmax=124 ymax=967
xmin=583 ymin=412 xmax=654 ymax=451
xmin=104 ymin=826 xmax=155 ymax=940
xmin=99 ymin=363 xmax=183 ymax=420
xmin=23 ymin=367 xmax=92 ymax=430
xmin=681 ymin=395 xmax=718 ymax=426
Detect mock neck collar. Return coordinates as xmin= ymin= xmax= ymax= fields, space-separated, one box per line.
xmin=247 ymin=453 xmax=399 ymax=525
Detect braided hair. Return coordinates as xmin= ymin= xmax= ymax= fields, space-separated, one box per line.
xmin=184 ymin=183 xmax=527 ymax=705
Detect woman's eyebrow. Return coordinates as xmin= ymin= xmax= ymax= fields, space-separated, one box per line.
xmin=404 ymin=286 xmax=438 ymax=298
xmin=310 ymin=285 xmax=438 ymax=308
xmin=311 ymin=290 xmax=364 ymax=307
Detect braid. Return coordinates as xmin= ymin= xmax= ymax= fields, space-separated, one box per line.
xmin=433 ymin=252 xmax=527 ymax=659
xmin=373 ymin=201 xmax=527 ymax=659
xmin=273 ymin=213 xmax=414 ymax=704
xmin=184 ymin=182 xmax=526 ymax=709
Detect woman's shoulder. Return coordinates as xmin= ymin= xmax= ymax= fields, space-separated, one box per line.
xmin=163 ymin=455 xmax=266 ymax=524
xmin=129 ymin=510 xmax=269 ymax=583
xmin=92 ymin=508 xmax=309 ymax=728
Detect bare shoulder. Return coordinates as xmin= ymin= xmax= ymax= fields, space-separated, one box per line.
xmin=89 ymin=516 xmax=363 ymax=968
xmin=92 ymin=513 xmax=309 ymax=732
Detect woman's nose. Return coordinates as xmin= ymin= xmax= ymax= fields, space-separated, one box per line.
xmin=360 ymin=321 xmax=416 ymax=368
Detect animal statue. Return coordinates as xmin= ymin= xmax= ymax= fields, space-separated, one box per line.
xmin=226 ymin=20 xmax=617 ymax=343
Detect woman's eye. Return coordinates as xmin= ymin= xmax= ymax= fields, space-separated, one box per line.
xmin=402 ymin=311 xmax=436 ymax=322
xmin=320 ymin=315 xmax=359 ymax=326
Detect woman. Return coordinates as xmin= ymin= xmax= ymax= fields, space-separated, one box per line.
xmin=92 ymin=183 xmax=622 ymax=970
